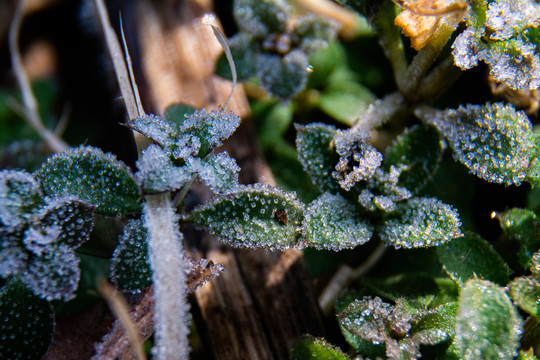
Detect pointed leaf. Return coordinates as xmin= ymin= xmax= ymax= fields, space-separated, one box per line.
xmin=499 ymin=208 xmax=540 ymax=269
xmin=436 ymin=232 xmax=510 ymax=286
xmin=188 ymin=184 xmax=305 ymax=249
xmin=379 ymin=197 xmax=462 ymax=249
xmin=136 ymin=144 xmax=192 ymax=194
xmin=0 ymin=170 xmax=43 ymax=227
xmin=456 ymin=279 xmax=523 ymax=360
xmin=111 ymin=219 xmax=151 ymax=291
xmin=410 ymin=311 xmax=454 ymax=345
xmin=37 ymin=146 xmax=140 ymax=216
xmin=290 ymin=335 xmax=348 ymax=360
xmin=302 ymin=192 xmax=373 ymax=250
xmin=20 ymin=243 xmax=80 ymax=301
xmin=186 ymin=152 xmax=240 ymax=194
xmin=36 ymin=196 xmax=94 ymax=249
xmin=384 ymin=125 xmax=444 ymax=194
xmin=0 ymin=278 xmax=54 ymax=360
xmin=417 ymin=103 xmax=534 ymax=186
xmin=233 ymin=0 xmax=292 ymax=39
xmin=296 ymin=123 xmax=340 ymax=192
xmin=257 ymin=51 xmax=309 ymax=99
xmin=508 ymin=276 xmax=540 ymax=317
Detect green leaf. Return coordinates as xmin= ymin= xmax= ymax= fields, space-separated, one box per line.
xmin=410 ymin=311 xmax=454 ymax=346
xmin=499 ymin=208 xmax=540 ymax=269
xmin=233 ymin=0 xmax=292 ymax=39
xmin=517 ymin=348 xmax=539 ymax=360
xmin=291 ymin=15 xmax=339 ymax=56
xmin=0 ymin=170 xmax=43 ymax=227
xmin=290 ymin=335 xmax=349 ymax=360
xmin=417 ymin=103 xmax=534 ymax=186
xmin=37 ymin=146 xmax=140 ymax=216
xmin=0 ymin=278 xmax=54 ymax=360
xmin=136 ymin=144 xmax=192 ymax=194
xmin=508 ymin=276 xmax=540 ymax=317
xmin=436 ymin=232 xmax=510 ymax=286
xmin=0 ymin=225 xmax=26 ymax=278
xmin=296 ymin=123 xmax=340 ymax=192
xmin=257 ymin=51 xmax=309 ymax=99
xmin=384 ymin=125 xmax=444 ymax=194
xmin=306 ymin=41 xmax=346 ymax=89
xmin=188 ymin=184 xmax=305 ymax=249
xmin=455 ymin=279 xmax=523 ymax=360
xmin=36 ymin=197 xmax=94 ymax=249
xmin=111 ymin=219 xmax=151 ymax=291
xmin=302 ymin=192 xmax=373 ymax=250
xmin=526 ymin=133 xmax=540 ymax=186
xmin=252 ymin=100 xmax=294 ymax=149
xmin=378 ymin=197 xmax=462 ymax=249
xmin=163 ymin=103 xmax=197 ymax=122
xmin=317 ymin=80 xmax=375 ymax=126
xmin=532 ymin=251 xmax=540 ymax=280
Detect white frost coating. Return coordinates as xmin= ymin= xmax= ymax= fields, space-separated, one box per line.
xmin=451 ymin=28 xmax=485 ymax=70
xmin=333 ymin=129 xmax=383 ymax=191
xmin=486 ymin=0 xmax=540 ymax=40
xmin=186 ymin=152 xmax=240 ymax=194
xmin=0 ymin=227 xmax=27 ymax=278
xmin=418 ymin=103 xmax=533 ymax=186
xmin=22 ymin=226 xmax=61 ymax=257
xmin=144 ymin=194 xmax=190 ymax=360
xmin=257 ymin=50 xmax=309 ymax=99
xmin=136 ymin=144 xmax=191 ymax=192
xmin=0 ymin=170 xmax=42 ymax=227
xmin=302 ymin=192 xmax=373 ymax=250
xmin=233 ymin=0 xmax=291 ymax=39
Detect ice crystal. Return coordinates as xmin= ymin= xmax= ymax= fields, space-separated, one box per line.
xmin=128 ymin=114 xmax=177 ymax=150
xmin=233 ymin=0 xmax=292 ymax=39
xmin=37 ymin=146 xmax=140 ymax=216
xmin=456 ymin=279 xmax=523 ymax=360
xmin=0 ymin=170 xmax=43 ymax=227
xmin=333 ymin=129 xmax=383 ymax=191
xmin=379 ymin=197 xmax=462 ymax=249
xmin=532 ymin=251 xmax=540 ymax=280
xmin=22 ymin=226 xmax=61 ymax=257
xmin=136 ymin=144 xmax=191 ymax=193
xmin=186 ymin=152 xmax=240 ymax=194
xmin=0 ymin=278 xmax=54 ymax=360
xmin=302 ymin=192 xmax=373 ymax=250
xmin=452 ymin=0 xmax=540 ymax=90
xmin=291 ymin=14 xmax=340 ymax=55
xmin=20 ymin=244 xmax=80 ymax=301
xmin=0 ymin=226 xmax=26 ymax=278
xmin=111 ymin=219 xmax=151 ymax=291
xmin=296 ymin=123 xmax=341 ymax=192
xmin=257 ymin=50 xmax=309 ymax=99
xmin=418 ymin=103 xmax=534 ymax=186
xmin=188 ymin=184 xmax=305 ymax=249
xmin=339 ymin=297 xmax=392 ymax=345
xmin=365 ymin=166 xmax=413 ymax=210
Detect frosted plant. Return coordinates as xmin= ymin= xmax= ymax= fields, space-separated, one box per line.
xmin=416 ymin=103 xmax=535 ymax=186
xmin=452 ymin=0 xmax=540 ymax=90
xmin=233 ymin=0 xmax=292 ymax=39
xmin=185 ymin=152 xmax=240 ymax=194
xmin=257 ymin=50 xmax=310 ymax=99
xmin=332 ymin=129 xmax=383 ymax=191
xmin=0 ymin=170 xmax=43 ymax=227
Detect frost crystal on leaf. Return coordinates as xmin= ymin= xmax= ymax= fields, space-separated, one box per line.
xmin=379 ymin=197 xmax=462 ymax=249
xmin=0 ymin=170 xmax=43 ymax=227
xmin=257 ymin=50 xmax=309 ymax=99
xmin=0 ymin=226 xmax=26 ymax=278
xmin=486 ymin=0 xmax=540 ymax=41
xmin=136 ymin=144 xmax=191 ymax=193
xmin=333 ymin=129 xmax=383 ymax=191
xmin=302 ymin=192 xmax=373 ymax=250
xmin=188 ymin=184 xmax=305 ymax=249
xmin=186 ymin=152 xmax=240 ymax=194
xmin=291 ymin=14 xmax=340 ymax=55
xmin=418 ymin=103 xmax=534 ymax=186
xmin=111 ymin=219 xmax=151 ymax=291
xmin=233 ymin=0 xmax=292 ymax=39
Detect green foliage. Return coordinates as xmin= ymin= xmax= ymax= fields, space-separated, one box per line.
xmin=37 ymin=146 xmax=140 ymax=216
xmin=111 ymin=219 xmax=151 ymax=291
xmin=436 ymin=232 xmax=510 ymax=286
xmin=0 ymin=278 xmax=54 ymax=360
xmin=455 ymin=279 xmax=523 ymax=360
xmin=509 ymin=276 xmax=540 ymax=317
xmin=290 ymin=335 xmax=349 ymax=360
xmin=499 ymin=208 xmax=540 ymax=269
xmin=188 ymin=184 xmax=305 ymax=249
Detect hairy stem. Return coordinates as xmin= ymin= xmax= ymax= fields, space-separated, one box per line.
xmin=351 ymin=92 xmax=406 ymax=132
xmin=8 ymin=0 xmax=68 ymax=153
xmin=144 ymin=194 xmax=190 ymax=360
xmin=418 ymin=55 xmax=463 ymax=102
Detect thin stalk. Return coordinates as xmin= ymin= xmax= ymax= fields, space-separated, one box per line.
xmin=351 ymin=92 xmax=406 ymax=132
xmin=8 ymin=0 xmax=68 ymax=153
xmin=318 ymin=242 xmax=387 ymax=316
xmin=418 ymin=55 xmax=463 ymax=102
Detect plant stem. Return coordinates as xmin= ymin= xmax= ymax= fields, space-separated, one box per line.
xmin=418 ymin=55 xmax=463 ymax=102
xmin=8 ymin=0 xmax=68 ymax=153
xmin=351 ymin=92 xmax=406 ymax=132
xmin=318 ymin=242 xmax=387 ymax=315
xmin=144 ymin=194 xmax=190 ymax=360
